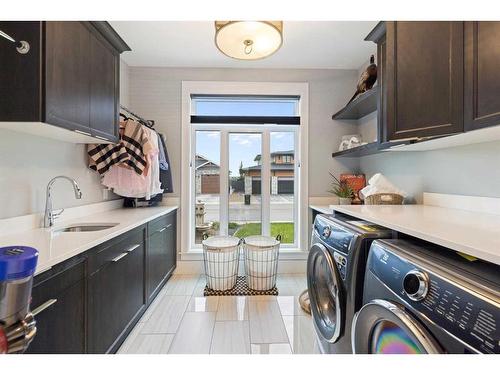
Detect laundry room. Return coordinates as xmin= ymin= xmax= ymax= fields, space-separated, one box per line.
xmin=0 ymin=1 xmax=498 ymax=374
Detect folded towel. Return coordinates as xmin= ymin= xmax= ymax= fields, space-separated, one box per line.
xmin=359 ymin=173 xmax=407 ymax=199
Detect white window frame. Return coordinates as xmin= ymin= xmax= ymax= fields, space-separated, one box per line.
xmin=181 ymin=81 xmax=309 ymax=259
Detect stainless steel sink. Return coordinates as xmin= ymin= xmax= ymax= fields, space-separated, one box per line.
xmin=53 ymin=223 xmax=118 ymax=233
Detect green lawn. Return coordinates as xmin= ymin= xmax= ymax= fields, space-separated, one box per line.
xmin=234 ymin=222 xmax=294 ymax=244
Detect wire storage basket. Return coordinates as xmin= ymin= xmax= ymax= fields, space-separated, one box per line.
xmin=243 ymin=235 xmax=281 ymax=291
xmin=202 ymin=235 xmax=241 ymax=291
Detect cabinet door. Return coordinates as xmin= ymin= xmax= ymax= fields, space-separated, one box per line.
xmin=385 ymin=22 xmax=464 ymax=141
xmin=89 ymin=30 xmax=120 ymax=142
xmin=147 ymin=227 xmax=169 ymax=300
xmin=0 ymin=21 xmax=42 ymax=121
xmin=26 ymin=261 xmax=86 ymax=354
xmin=45 ymin=22 xmax=92 ymax=135
xmin=88 ymin=236 xmax=145 ymax=353
xmin=464 ymin=22 xmax=500 ymax=131
xmin=147 ymin=213 xmax=176 ymax=302
xmin=166 ymin=214 xmax=177 ymax=278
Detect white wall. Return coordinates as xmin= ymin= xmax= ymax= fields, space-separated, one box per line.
xmin=359 ymin=141 xmax=500 ymax=203
xmin=127 ymin=67 xmax=360 ymax=197
xmin=0 ymin=130 xmax=111 ymax=219
xmin=120 ymin=59 xmax=131 ymax=107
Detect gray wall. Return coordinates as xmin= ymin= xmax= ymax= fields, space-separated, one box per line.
xmin=128 ymin=67 xmax=360 ymax=197
xmin=358 ymin=141 xmax=500 ymax=203
xmin=120 ymin=60 xmax=131 ymax=107
xmin=0 ymin=130 xmax=110 ymax=219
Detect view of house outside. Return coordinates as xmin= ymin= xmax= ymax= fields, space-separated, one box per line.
xmin=194 ymin=131 xmax=295 ymax=244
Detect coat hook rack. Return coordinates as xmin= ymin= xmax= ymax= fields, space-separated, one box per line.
xmin=0 ymin=29 xmax=30 ymax=54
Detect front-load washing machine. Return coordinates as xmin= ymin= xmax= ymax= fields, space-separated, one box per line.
xmin=307 ymin=213 xmax=392 ymax=353
xmin=352 ymin=239 xmax=500 ymax=354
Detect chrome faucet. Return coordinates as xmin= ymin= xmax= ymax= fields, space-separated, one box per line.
xmin=43 ymin=176 xmax=82 ymax=228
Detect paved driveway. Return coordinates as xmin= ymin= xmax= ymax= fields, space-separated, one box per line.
xmin=198 ymin=194 xmax=294 ymax=223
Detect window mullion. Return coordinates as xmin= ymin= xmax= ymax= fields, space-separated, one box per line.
xmin=220 ymin=129 xmax=229 ymax=236
xmin=261 ymin=130 xmax=271 ymax=237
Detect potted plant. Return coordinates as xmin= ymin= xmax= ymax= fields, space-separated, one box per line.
xmin=328 ymin=173 xmax=354 ymax=205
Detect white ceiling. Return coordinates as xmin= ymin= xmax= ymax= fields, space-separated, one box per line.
xmin=111 ymin=21 xmax=378 ymax=69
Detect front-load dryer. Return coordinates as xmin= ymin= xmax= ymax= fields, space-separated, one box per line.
xmin=307 ymin=213 xmax=392 ymax=353
xmin=352 ymin=239 xmax=500 ymax=354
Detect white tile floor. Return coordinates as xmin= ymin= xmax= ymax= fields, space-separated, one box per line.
xmin=118 ymin=273 xmax=319 ymax=354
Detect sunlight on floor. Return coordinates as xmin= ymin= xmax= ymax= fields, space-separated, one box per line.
xmin=118 ymin=273 xmax=319 ymax=354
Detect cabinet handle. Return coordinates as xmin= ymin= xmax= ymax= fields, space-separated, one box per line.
xmin=157 ymin=224 xmax=171 ymax=233
xmin=126 ymin=244 xmax=140 ymax=253
xmin=95 ymin=135 xmax=109 ymax=141
xmin=32 ymin=299 xmax=58 ymax=316
xmin=74 ymin=129 xmax=91 ymax=136
xmin=111 ymin=252 xmax=128 ymax=262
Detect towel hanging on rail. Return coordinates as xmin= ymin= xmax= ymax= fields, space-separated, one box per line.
xmin=158 ymin=133 xmax=173 ymax=194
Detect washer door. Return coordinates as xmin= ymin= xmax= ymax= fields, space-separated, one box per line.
xmin=307 ymin=243 xmax=344 ymax=343
xmin=352 ymin=299 xmax=442 ymax=354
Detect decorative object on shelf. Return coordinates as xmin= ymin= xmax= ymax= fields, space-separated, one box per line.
xmin=340 ymin=174 xmax=366 ymax=205
xmin=0 ymin=29 xmax=30 ymax=54
xmin=338 ymin=134 xmax=362 ymax=151
xmin=328 ymin=173 xmax=354 ymax=205
xmin=347 ymin=54 xmax=377 ymax=105
xmin=332 ymin=86 xmax=379 ymax=120
xmin=359 ymin=173 xmax=407 ymax=205
xmin=364 ymin=193 xmax=404 ymax=205
xmin=214 ymin=21 xmax=283 ymax=60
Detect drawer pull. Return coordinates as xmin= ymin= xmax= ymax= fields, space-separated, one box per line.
xmin=157 ymin=224 xmax=172 ymax=233
xmin=111 ymin=252 xmax=128 ymax=262
xmin=126 ymin=244 xmax=140 ymax=253
xmin=32 ymin=299 xmax=58 ymax=316
xmin=95 ymin=135 xmax=109 ymax=141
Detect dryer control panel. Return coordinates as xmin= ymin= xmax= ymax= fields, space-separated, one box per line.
xmin=369 ymin=242 xmax=500 ymax=354
xmin=313 ymin=215 xmax=354 ymax=254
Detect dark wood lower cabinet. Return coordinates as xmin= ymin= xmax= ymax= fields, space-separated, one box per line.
xmin=26 ymin=260 xmax=86 ymax=354
xmin=88 ymin=227 xmax=146 ymax=354
xmin=147 ymin=212 xmax=177 ymax=302
xmin=26 ymin=210 xmax=177 ymax=354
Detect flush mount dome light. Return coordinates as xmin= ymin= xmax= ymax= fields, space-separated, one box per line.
xmin=214 ymin=21 xmax=283 ymax=60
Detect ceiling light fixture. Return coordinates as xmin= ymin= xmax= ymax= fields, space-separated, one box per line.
xmin=214 ymin=21 xmax=283 ymax=60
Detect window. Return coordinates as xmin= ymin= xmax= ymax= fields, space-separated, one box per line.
xmin=181 ymin=82 xmax=309 ymax=256
xmin=192 ymin=96 xmax=299 ymax=117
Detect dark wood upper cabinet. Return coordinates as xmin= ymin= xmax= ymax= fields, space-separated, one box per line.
xmin=45 ymin=22 xmax=92 ymax=134
xmin=0 ymin=21 xmax=129 ymax=143
xmin=384 ymin=21 xmax=465 ymax=142
xmin=89 ymin=30 xmax=120 ymax=142
xmin=464 ymin=21 xmax=500 ymax=131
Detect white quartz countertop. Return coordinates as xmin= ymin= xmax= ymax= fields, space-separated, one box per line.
xmin=309 ymin=204 xmax=500 ymax=266
xmin=0 ymin=205 xmax=178 ymax=275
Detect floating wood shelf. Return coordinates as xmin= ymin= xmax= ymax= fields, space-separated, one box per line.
xmin=331 ymin=142 xmax=380 ymax=158
xmin=332 ymin=86 xmax=379 ymax=120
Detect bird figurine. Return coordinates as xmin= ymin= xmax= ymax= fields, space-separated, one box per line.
xmin=347 ymin=54 xmax=377 ymax=104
